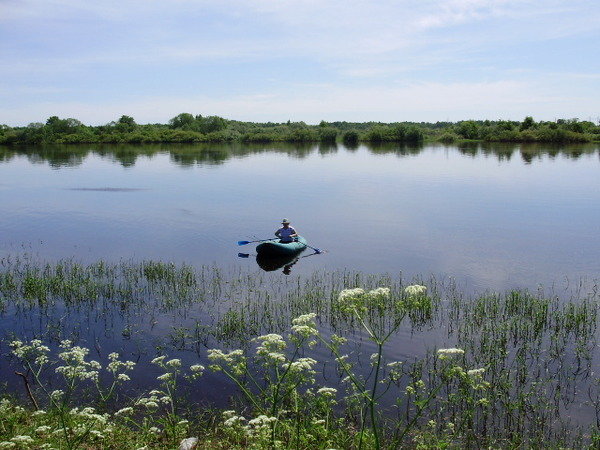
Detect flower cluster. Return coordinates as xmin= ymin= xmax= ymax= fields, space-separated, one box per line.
xmin=9 ymin=340 xmax=50 ymax=369
xmin=337 ymin=286 xmax=391 ymax=314
xmin=291 ymin=313 xmax=319 ymax=340
xmin=254 ymin=334 xmax=287 ymax=364
xmin=55 ymin=340 xmax=100 ymax=382
xmin=436 ymin=348 xmax=465 ymax=360
xmin=207 ymin=348 xmax=246 ymax=375
xmin=404 ymin=284 xmax=427 ymax=297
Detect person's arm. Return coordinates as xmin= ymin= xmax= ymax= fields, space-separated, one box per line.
xmin=290 ymin=227 xmax=298 ymax=237
xmin=275 ymin=228 xmax=281 ymax=237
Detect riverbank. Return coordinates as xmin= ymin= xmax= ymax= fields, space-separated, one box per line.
xmin=1 ymin=115 xmax=598 ymax=146
xmin=0 ymin=259 xmax=599 ymax=448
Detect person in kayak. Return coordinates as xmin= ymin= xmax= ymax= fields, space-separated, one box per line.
xmin=275 ymin=219 xmax=298 ymax=243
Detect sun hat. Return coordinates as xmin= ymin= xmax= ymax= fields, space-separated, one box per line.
xmin=281 ymin=218 xmax=290 ymax=224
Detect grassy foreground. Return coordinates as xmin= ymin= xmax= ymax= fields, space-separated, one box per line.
xmin=1 ymin=259 xmax=600 ymax=448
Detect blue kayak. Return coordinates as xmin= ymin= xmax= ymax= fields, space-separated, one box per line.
xmin=256 ymin=236 xmax=308 ymax=256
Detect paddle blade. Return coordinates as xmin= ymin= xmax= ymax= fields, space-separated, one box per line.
xmin=237 ymin=240 xmax=251 ymax=246
xmin=238 ymin=253 xmax=250 ymax=258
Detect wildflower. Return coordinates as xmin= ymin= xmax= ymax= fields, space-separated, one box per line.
xmin=467 ymin=368 xmax=485 ymax=377
xmin=151 ymin=356 xmax=166 ymax=365
xmin=11 ymin=436 xmax=34 ymax=445
xmin=35 ymin=426 xmax=51 ymax=434
xmin=117 ymin=373 xmax=131 ymax=381
xmin=368 ymin=287 xmax=391 ymax=298
xmin=32 ymin=410 xmax=47 ymax=416
xmin=165 ymin=358 xmax=182 ymax=368
xmin=89 ymin=430 xmax=105 ymax=439
xmin=207 ymin=349 xmax=246 ymax=375
xmin=157 ymin=373 xmax=172 ymax=381
xmin=254 ymin=334 xmax=287 ymax=358
xmin=50 ymin=390 xmax=64 ymax=399
xmin=404 ymin=284 xmax=427 ymax=296
xmin=145 ymin=401 xmax=159 ymax=409
xmin=115 ymin=407 xmax=134 ymax=416
xmin=436 ymin=348 xmax=465 ymax=359
xmin=190 ymin=364 xmax=204 ymax=373
xmin=223 ymin=413 xmax=246 ymax=427
xmin=338 ymin=288 xmax=365 ymax=301
xmin=282 ymin=357 xmax=317 ymax=374
xmin=0 ymin=442 xmax=16 ymax=448
xmin=148 ymin=427 xmax=161 ymax=434
xmin=317 ymin=387 xmax=337 ymax=396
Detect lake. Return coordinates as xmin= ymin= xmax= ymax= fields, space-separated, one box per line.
xmin=1 ymin=142 xmax=599 ymax=292
xmin=1 ymin=142 xmax=600 ymax=440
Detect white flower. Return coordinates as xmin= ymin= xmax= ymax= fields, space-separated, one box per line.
xmin=115 ymin=407 xmax=134 ymax=416
xmin=292 ymin=313 xmax=317 ymax=325
xmin=35 ymin=426 xmax=51 ymax=434
xmin=50 ymin=390 xmax=64 ymax=399
xmin=337 ymin=288 xmax=365 ymax=301
xmin=404 ymin=284 xmax=427 ymax=296
xmin=368 ymin=287 xmax=391 ymax=298
xmin=148 ymin=426 xmax=161 ymax=434
xmin=436 ymin=348 xmax=464 ymax=357
xmin=117 ymin=373 xmax=131 ymax=382
xmin=165 ymin=359 xmax=182 ymax=368
xmin=190 ymin=364 xmax=204 ymax=373
xmin=317 ymin=387 xmax=337 ymax=396
xmin=467 ymin=368 xmax=485 ymax=377
xmin=157 ymin=373 xmax=172 ymax=381
xmin=151 ymin=356 xmax=166 ymax=365
xmin=11 ymin=436 xmax=34 ymax=444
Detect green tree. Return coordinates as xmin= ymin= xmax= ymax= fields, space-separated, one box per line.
xmin=456 ymin=121 xmax=480 ymax=139
xmin=169 ymin=113 xmax=195 ymax=129
xmin=520 ymin=116 xmax=535 ymax=131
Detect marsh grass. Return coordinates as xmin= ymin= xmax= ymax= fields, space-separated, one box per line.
xmin=1 ymin=257 xmax=600 ymax=447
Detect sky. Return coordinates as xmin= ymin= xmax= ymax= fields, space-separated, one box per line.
xmin=1 ymin=0 xmax=599 ymax=126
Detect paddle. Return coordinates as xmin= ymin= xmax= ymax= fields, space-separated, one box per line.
xmin=237 ymin=238 xmax=273 ymax=246
xmin=305 ymin=243 xmax=322 ymax=254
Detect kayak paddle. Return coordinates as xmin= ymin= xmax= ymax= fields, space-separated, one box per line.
xmin=237 ymin=238 xmax=273 ymax=246
xmin=305 ymin=244 xmax=322 ymax=254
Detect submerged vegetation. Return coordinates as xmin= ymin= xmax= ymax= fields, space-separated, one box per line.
xmin=1 ymin=114 xmax=599 ymax=146
xmin=1 ymin=258 xmax=600 ymax=448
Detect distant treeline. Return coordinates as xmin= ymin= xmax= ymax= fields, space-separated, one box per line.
xmin=1 ymin=114 xmax=599 ymax=145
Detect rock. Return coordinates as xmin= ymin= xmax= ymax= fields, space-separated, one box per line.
xmin=179 ymin=437 xmax=198 ymax=450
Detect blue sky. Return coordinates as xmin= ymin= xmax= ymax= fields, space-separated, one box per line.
xmin=1 ymin=0 xmax=599 ymax=125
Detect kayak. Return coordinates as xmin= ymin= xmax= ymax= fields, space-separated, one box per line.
xmin=256 ymin=236 xmax=308 ymax=256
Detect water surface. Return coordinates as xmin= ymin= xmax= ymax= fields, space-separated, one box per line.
xmin=1 ymin=142 xmax=599 ymax=292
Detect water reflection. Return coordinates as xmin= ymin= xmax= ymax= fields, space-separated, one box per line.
xmin=1 ymin=141 xmax=597 ymax=168
xmin=238 ymin=250 xmax=324 ymax=275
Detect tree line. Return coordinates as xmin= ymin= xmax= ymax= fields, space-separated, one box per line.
xmin=1 ymin=114 xmax=598 ymax=145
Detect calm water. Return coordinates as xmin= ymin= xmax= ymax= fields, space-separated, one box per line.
xmin=1 ymin=142 xmax=599 ymax=292
xmin=1 ymin=142 xmax=600 ymax=433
